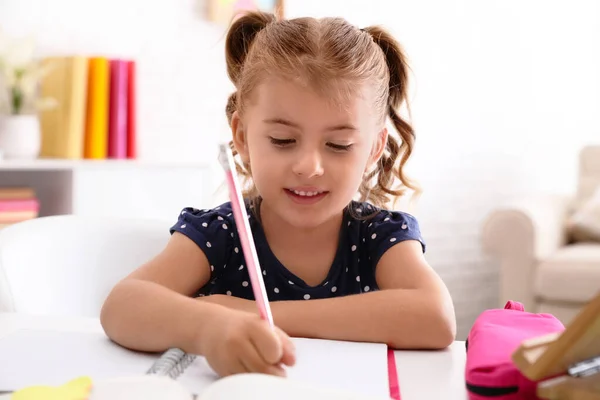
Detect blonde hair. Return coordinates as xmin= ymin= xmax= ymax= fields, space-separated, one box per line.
xmin=225 ymin=11 xmax=419 ymax=210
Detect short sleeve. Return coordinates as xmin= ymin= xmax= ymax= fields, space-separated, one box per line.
xmin=169 ymin=206 xmax=235 ymax=281
xmin=365 ymin=210 xmax=426 ymax=269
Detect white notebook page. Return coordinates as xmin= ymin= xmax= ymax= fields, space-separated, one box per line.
xmin=0 ymin=329 xmax=389 ymax=398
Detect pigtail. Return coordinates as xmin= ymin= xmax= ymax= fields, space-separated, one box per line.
xmin=225 ymin=11 xmax=277 ymax=125
xmin=224 ymin=11 xmax=276 ymax=213
xmin=362 ymin=26 xmax=420 ymax=208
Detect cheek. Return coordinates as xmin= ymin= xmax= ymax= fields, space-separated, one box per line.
xmin=349 ymin=144 xmax=373 ymax=172
xmin=347 ymin=147 xmax=375 ymax=185
xmin=245 ymin=142 xmax=279 ymax=190
xmin=346 ymin=156 xmax=369 ymax=186
xmin=247 ymin=135 xmax=273 ymax=164
xmin=330 ymin=151 xmax=371 ymax=185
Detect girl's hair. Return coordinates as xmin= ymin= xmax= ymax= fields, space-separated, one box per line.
xmin=225 ymin=11 xmax=419 ymax=210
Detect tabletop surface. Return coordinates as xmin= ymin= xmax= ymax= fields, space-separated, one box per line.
xmin=0 ymin=312 xmax=468 ymax=400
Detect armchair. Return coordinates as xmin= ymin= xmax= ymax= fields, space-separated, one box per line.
xmin=482 ymin=146 xmax=600 ymax=324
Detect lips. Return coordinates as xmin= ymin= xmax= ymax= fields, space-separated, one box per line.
xmin=284 ymin=188 xmax=329 ymax=204
xmin=289 ymin=189 xmax=324 ymax=197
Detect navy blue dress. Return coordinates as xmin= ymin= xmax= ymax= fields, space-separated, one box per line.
xmin=170 ymin=201 xmax=425 ymax=301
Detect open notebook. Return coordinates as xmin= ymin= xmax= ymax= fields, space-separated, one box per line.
xmin=0 ymin=329 xmax=390 ymax=398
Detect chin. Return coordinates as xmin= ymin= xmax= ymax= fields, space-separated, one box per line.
xmin=274 ymin=197 xmax=344 ymax=229
xmin=285 ymin=213 xmax=330 ymax=229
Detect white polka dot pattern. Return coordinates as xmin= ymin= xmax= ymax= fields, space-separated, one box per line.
xmin=171 ymin=201 xmax=424 ymax=301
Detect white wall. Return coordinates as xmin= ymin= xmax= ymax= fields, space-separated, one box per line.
xmin=2 ymin=0 xmax=600 ymax=338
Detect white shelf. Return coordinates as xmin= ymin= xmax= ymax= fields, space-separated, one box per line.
xmin=0 ymin=158 xmax=210 ymax=171
xmin=0 ymin=159 xmax=217 ymax=220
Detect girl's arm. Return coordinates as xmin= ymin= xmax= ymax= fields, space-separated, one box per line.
xmin=101 ymin=232 xmax=213 ymax=352
xmin=202 ymin=240 xmax=456 ymax=349
xmin=100 ymin=232 xmax=295 ymax=376
xmin=275 ymin=240 xmax=456 ymax=349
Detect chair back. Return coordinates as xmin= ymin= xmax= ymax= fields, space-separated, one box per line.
xmin=0 ymin=215 xmax=171 ymax=317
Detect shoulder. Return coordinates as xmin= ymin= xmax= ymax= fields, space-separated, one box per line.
xmin=369 ymin=204 xmax=421 ymax=233
xmin=349 ymin=200 xmax=420 ymax=226
xmin=349 ymin=201 xmax=426 ymax=252
xmin=169 ymin=202 xmax=237 ymax=247
xmin=172 ymin=202 xmax=234 ymax=229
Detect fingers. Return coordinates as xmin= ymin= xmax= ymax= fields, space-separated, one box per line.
xmin=248 ymin=321 xmax=284 ymax=365
xmin=206 ymin=310 xmax=296 ymax=378
xmin=275 ymin=327 xmax=296 ymax=367
xmin=208 ymin=341 xmax=285 ymax=377
xmin=238 ymin=340 xmax=287 ymax=377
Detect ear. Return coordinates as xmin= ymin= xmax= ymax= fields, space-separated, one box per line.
xmin=231 ymin=111 xmax=250 ymax=163
xmin=368 ymin=126 xmax=388 ymax=166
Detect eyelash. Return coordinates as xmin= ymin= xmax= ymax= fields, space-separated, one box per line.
xmin=328 ymin=143 xmax=353 ymax=152
xmin=268 ymin=137 xmax=353 ymax=152
xmin=269 ymin=137 xmax=295 ymax=147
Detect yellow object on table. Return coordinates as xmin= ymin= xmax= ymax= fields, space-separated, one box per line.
xmin=11 ymin=376 xmax=92 ymax=400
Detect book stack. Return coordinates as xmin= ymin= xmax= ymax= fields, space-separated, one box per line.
xmin=0 ymin=187 xmax=40 ymax=230
xmin=38 ymin=56 xmax=137 ymax=160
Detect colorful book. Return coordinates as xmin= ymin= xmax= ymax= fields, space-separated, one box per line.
xmin=39 ymin=56 xmax=89 ymax=159
xmin=0 ymin=187 xmax=35 ymax=200
xmin=0 ymin=210 xmax=39 ymax=224
xmin=108 ymin=59 xmax=129 ymax=159
xmin=84 ymin=57 xmax=110 ymax=159
xmin=0 ymin=198 xmax=40 ymax=212
xmin=126 ymin=60 xmax=136 ymax=159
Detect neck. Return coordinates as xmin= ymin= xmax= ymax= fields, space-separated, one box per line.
xmin=258 ymin=202 xmax=344 ymax=250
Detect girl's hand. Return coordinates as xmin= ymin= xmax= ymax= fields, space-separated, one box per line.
xmin=200 ymin=307 xmax=296 ymax=377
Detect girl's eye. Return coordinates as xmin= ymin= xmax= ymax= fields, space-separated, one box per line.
xmin=269 ymin=137 xmax=295 ymax=147
xmin=327 ymin=143 xmax=353 ymax=152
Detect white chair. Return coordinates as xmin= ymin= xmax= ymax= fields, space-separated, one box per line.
xmin=0 ymin=215 xmax=171 ymax=317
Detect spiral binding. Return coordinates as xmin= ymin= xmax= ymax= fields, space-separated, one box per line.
xmin=146 ymin=348 xmax=197 ymax=379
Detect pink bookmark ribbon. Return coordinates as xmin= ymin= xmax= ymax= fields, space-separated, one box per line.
xmin=388 ymin=348 xmax=401 ymax=400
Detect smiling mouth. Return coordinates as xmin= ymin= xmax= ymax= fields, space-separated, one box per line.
xmin=284 ymin=188 xmax=329 ymax=203
xmin=288 ymin=189 xmax=325 ymax=197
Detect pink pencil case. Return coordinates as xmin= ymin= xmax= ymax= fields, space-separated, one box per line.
xmin=465 ymin=301 xmax=565 ymax=400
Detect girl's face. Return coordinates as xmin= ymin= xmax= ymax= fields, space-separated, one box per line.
xmin=232 ymin=78 xmax=387 ymax=229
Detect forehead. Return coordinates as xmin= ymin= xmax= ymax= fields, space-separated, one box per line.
xmin=248 ymin=77 xmax=378 ymax=126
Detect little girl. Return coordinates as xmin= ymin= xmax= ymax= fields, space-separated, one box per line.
xmin=101 ymin=10 xmax=456 ymax=378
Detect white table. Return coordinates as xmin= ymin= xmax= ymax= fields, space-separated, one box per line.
xmin=0 ymin=313 xmax=468 ymax=400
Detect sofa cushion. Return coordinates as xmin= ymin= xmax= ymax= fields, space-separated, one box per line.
xmin=568 ymin=185 xmax=600 ymax=242
xmin=534 ymin=243 xmax=600 ymax=303
xmin=576 ymin=146 xmax=600 ymax=209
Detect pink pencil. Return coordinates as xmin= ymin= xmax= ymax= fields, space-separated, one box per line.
xmin=218 ymin=143 xmax=274 ymax=327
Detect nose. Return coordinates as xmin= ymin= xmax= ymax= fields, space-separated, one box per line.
xmin=291 ymin=149 xmax=324 ymax=178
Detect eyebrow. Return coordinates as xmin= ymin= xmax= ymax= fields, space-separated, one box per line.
xmin=263 ymin=117 xmax=358 ymax=132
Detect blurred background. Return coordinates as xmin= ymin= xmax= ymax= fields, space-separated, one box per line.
xmin=1 ymin=0 xmax=599 ymax=339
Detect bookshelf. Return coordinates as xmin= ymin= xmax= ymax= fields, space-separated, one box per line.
xmin=0 ymin=159 xmax=204 ymax=170
xmin=0 ymin=159 xmax=216 ymax=221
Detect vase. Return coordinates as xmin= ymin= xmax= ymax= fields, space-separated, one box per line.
xmin=0 ymin=115 xmax=41 ymax=160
